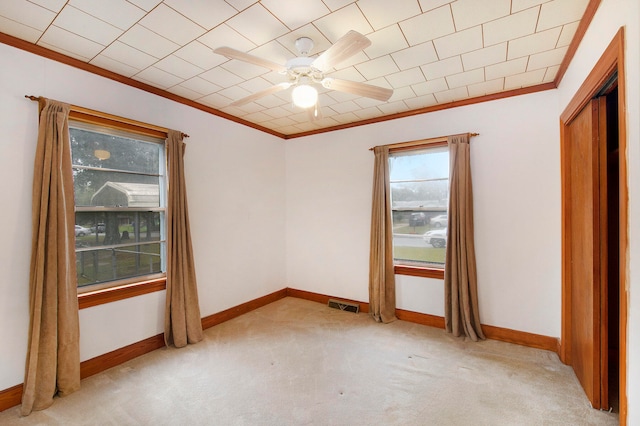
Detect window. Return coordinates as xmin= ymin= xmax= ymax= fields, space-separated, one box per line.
xmin=389 ymin=143 xmax=449 ymax=272
xmin=70 ymin=121 xmax=167 ymax=290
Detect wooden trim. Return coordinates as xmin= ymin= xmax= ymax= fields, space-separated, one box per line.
xmin=285 ymin=83 xmax=556 ymax=139
xmin=481 ymin=324 xmax=559 ymax=352
xmin=396 ymin=309 xmax=445 ymax=328
xmin=78 ymin=278 xmax=167 ymax=309
xmin=554 ymin=0 xmax=602 ymax=85
xmin=80 ymin=334 xmax=165 ymax=380
xmin=394 ymin=265 xmax=444 ymax=279
xmin=286 ymin=288 xmax=370 ymax=313
xmin=0 ymin=384 xmax=23 ymax=413
xmin=559 ymin=27 xmax=627 ymax=423
xmin=201 ymin=288 xmax=288 ymax=329
xmin=69 ymin=110 xmax=167 ymax=139
xmin=0 ymin=32 xmax=286 ymax=139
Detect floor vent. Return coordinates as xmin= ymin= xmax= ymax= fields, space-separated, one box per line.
xmin=328 ymin=299 xmax=359 ymax=314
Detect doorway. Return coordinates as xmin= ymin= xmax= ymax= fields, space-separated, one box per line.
xmin=559 ymin=28 xmax=627 ymax=422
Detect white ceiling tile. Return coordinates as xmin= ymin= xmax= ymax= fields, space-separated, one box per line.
xmin=354 ymin=97 xmax=384 ymax=108
xmin=199 ymin=24 xmax=256 ymax=52
xmin=357 ymin=0 xmax=421 ymax=30
xmin=218 ymin=85 xmax=253 ymax=102
xmin=226 ymin=3 xmax=289 ymax=45
xmin=433 ymin=86 xmax=469 ymax=103
xmin=100 ymin=40 xmax=157 ymax=69
xmin=238 ymin=77 xmax=274 ymax=93
xmin=331 ymin=101 xmax=361 ymax=114
xmin=353 ymin=106 xmax=383 ymax=120
xmin=0 ymin=16 xmax=42 ymax=43
xmin=537 ymin=0 xmax=589 ymax=32
xmin=433 ymin=25 xmax=482 ymax=59
xmin=277 ymin=24 xmax=332 ymax=57
xmin=255 ymin=95 xmax=289 ymax=109
xmin=418 ymin=0 xmax=455 ymax=12
xmin=261 ymin=0 xmax=329 ymax=30
xmin=483 ymin=6 xmax=539 ymax=47
xmin=39 ymin=25 xmax=104 ymax=60
xmin=37 ymin=40 xmax=88 ymax=61
xmin=556 ymin=21 xmax=580 ymax=47
xmin=461 ymin=43 xmax=507 ymax=71
xmin=313 ymin=3 xmax=373 ymax=43
xmin=543 ymin=65 xmax=560 ymax=82
xmin=412 ymin=78 xmax=448 ymax=96
xmin=223 ymin=0 xmax=257 ymax=12
xmin=0 ymin=0 xmax=56 ymax=30
xmin=167 ymin=84 xmax=203 ymax=100
xmin=249 ymin=40 xmax=296 ymax=66
xmin=330 ymin=112 xmax=359 ymax=124
xmin=174 ymin=41 xmax=226 ymax=69
xmin=321 ymin=0 xmax=357 ymax=12
xmin=399 ymin=5 xmax=455 ymax=46
xmin=180 ymin=77 xmax=223 ymax=95
xmin=355 ymin=55 xmax=399 ymax=80
xmin=508 ymin=27 xmax=562 ymax=59
xmin=378 ymin=100 xmax=411 ymax=114
xmin=391 ymin=42 xmax=438 ymax=70
xmin=467 ymin=77 xmax=505 ymax=97
xmin=270 ymin=116 xmax=299 ymax=127
xmin=527 ymin=46 xmax=568 ymax=70
xmin=262 ymin=71 xmax=290 ymax=85
xmin=134 ymin=66 xmax=183 ymax=89
xmin=451 ymin=0 xmax=511 ymax=31
xmin=90 ymin=54 xmax=140 ymax=77
xmin=446 ymin=68 xmax=485 ymax=88
xmin=420 ymin=56 xmax=463 ymax=80
xmin=53 ymin=6 xmax=122 ymax=45
xmin=261 ymin=105 xmax=290 ymax=118
xmin=504 ymin=68 xmax=546 ymax=89
xmin=364 ymin=25 xmax=409 ymax=60
xmin=163 ymin=0 xmax=237 ymax=30
xmin=327 ymin=90 xmax=359 ymax=103
xmin=139 ymin=4 xmax=206 ymax=45
xmin=388 ymin=86 xmax=417 ymax=102
xmin=385 ymin=67 xmax=426 ymax=88
xmin=485 ymin=57 xmax=528 ymax=80
xmin=29 ymin=0 xmax=66 ymax=13
xmin=199 ymin=67 xmax=245 ymax=87
xmin=119 ymin=24 xmax=180 ymax=58
xmin=512 ymin=0 xmax=551 ymax=13
xmin=329 ymin=67 xmax=366 ymax=82
xmin=154 ymin=55 xmax=204 ymax=79
xmin=126 ymin=0 xmax=162 ymax=12
xmin=244 ymin=111 xmax=274 ymax=123
xmin=404 ymin=94 xmax=437 ymax=109
xmin=199 ymin=92 xmax=233 ymax=108
xmin=222 ymin=58 xmax=270 ymax=80
xmin=69 ymin=0 xmax=145 ymax=31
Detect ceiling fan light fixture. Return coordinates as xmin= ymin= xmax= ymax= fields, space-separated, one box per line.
xmin=291 ymin=84 xmax=318 ymax=108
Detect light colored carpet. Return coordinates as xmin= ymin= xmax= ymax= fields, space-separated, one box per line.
xmin=0 ymin=297 xmax=618 ymax=425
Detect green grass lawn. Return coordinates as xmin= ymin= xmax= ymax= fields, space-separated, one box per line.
xmin=394 ymin=246 xmax=446 ymax=264
xmin=76 ymin=244 xmax=162 ymax=286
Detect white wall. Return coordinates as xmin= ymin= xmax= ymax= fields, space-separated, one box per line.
xmin=0 ymin=42 xmax=286 ymax=390
xmin=556 ymin=0 xmax=640 ymax=423
xmin=286 ymin=89 xmax=561 ymax=338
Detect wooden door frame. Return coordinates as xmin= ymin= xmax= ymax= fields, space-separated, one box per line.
xmin=560 ymin=28 xmax=627 ymax=422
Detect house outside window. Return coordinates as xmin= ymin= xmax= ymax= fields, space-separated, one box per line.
xmin=70 ymin=121 xmax=167 ymax=290
xmin=389 ymin=144 xmax=449 ymax=270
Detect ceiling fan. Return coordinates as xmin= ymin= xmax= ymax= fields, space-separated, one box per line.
xmin=213 ymin=31 xmax=394 ymax=110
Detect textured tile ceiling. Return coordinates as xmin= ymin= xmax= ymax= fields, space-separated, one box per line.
xmin=0 ymin=0 xmax=590 ymax=136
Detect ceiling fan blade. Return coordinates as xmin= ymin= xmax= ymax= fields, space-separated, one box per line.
xmin=230 ymin=83 xmax=292 ymax=107
xmin=322 ymin=78 xmax=393 ymax=102
xmin=214 ymin=47 xmax=287 ymax=73
xmin=311 ymin=30 xmax=371 ymax=72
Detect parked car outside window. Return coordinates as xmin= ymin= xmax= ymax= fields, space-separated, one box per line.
xmin=409 ymin=212 xmax=426 ymax=226
xmin=75 ymin=225 xmax=91 ymax=237
xmin=423 ymin=228 xmax=447 ymax=248
xmin=430 ymin=214 xmax=448 ymax=228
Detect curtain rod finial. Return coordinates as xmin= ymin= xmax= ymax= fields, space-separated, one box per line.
xmin=25 ymin=95 xmax=39 ymax=101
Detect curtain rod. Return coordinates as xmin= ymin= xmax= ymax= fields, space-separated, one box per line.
xmin=369 ymin=132 xmax=479 ymax=151
xmin=25 ymin=95 xmax=189 ymax=138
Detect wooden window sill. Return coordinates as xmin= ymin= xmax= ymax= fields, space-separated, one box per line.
xmin=78 ymin=278 xmax=166 ymax=309
xmin=394 ymin=265 xmax=444 ymax=279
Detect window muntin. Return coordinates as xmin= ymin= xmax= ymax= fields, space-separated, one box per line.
xmin=389 ymin=145 xmax=449 ymax=269
xmin=70 ymin=121 xmax=166 ymax=289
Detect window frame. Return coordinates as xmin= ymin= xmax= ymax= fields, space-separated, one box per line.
xmin=68 ymin=107 xmax=169 ymax=308
xmin=389 ymin=138 xmax=448 ymax=280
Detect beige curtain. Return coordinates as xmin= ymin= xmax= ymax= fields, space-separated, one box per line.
xmin=368 ymin=146 xmax=397 ymax=323
xmin=22 ymin=98 xmax=81 ymax=415
xmin=444 ymin=134 xmax=484 ymax=341
xmin=165 ymin=130 xmax=204 ymax=347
